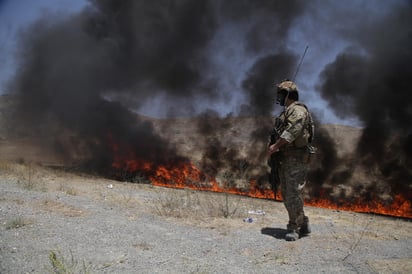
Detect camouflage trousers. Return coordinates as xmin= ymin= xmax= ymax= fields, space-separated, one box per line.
xmin=278 ymin=151 xmax=309 ymax=232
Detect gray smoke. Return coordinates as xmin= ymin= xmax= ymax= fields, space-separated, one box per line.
xmin=317 ymin=2 xmax=412 ymax=198
xmin=9 ymin=0 xmax=305 ymax=178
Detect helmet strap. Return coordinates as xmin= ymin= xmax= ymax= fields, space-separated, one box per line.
xmin=283 ymin=91 xmax=290 ymax=108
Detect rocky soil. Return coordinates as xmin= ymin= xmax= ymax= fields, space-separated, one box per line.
xmin=0 ymin=162 xmax=411 ymax=274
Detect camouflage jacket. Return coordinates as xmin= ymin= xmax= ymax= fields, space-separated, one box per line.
xmin=277 ymin=101 xmax=312 ymax=149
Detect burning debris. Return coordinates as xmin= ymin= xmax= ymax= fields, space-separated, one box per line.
xmin=3 ymin=0 xmax=411 ymax=218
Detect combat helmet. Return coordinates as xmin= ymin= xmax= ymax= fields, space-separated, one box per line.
xmin=276 ymin=80 xmax=298 ymax=92
xmin=276 ymin=79 xmax=298 ymax=106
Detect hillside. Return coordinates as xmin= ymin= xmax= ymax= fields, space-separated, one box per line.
xmin=0 ymin=94 xmax=410 ymax=219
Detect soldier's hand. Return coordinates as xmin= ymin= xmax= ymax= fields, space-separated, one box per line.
xmin=268 ymin=144 xmax=279 ymax=155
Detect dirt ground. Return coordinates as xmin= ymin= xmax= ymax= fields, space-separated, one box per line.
xmin=1 ymin=162 xmax=411 ymax=274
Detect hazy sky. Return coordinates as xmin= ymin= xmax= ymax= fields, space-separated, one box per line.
xmin=0 ymin=0 xmax=409 ymax=126
xmin=0 ymin=0 xmax=86 ymax=88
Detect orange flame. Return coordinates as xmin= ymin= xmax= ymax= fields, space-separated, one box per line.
xmin=108 ymin=137 xmax=411 ymax=219
xmin=305 ymin=194 xmax=411 ymax=218
xmin=114 ymin=160 xmax=411 ymax=218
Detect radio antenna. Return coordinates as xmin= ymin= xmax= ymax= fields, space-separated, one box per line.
xmin=292 ymin=45 xmax=309 ymax=81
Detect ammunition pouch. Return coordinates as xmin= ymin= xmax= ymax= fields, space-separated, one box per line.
xmin=306 ymin=145 xmax=317 ymax=164
xmin=279 ymin=145 xmax=316 ymax=164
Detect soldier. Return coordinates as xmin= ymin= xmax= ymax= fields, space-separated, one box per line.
xmin=268 ymin=79 xmax=314 ymax=241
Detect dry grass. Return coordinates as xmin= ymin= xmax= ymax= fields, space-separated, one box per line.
xmin=152 ymin=187 xmax=268 ymax=222
xmin=58 ymin=182 xmax=78 ymax=196
xmin=5 ymin=215 xmax=33 ymax=230
xmin=99 ymin=184 xmax=143 ymax=208
xmin=0 ymin=161 xmax=48 ymax=191
xmin=48 ymin=249 xmax=92 ymax=274
xmin=1 ymin=160 xmax=267 ymax=223
xmin=0 ymin=159 xmax=13 ymax=174
xmin=38 ymin=198 xmax=86 ymax=217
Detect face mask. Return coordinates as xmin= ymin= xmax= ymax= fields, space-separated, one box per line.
xmin=276 ymin=90 xmax=288 ymax=106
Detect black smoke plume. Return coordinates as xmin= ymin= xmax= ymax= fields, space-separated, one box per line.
xmin=9 ymin=0 xmax=306 ymax=180
xmin=241 ymin=53 xmax=296 ymax=116
xmin=318 ymin=4 xmax=412 ymax=200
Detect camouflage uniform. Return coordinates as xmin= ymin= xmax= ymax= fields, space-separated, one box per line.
xmin=276 ymin=101 xmax=311 ymax=235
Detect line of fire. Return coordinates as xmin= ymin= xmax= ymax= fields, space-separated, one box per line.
xmin=106 ymin=121 xmax=412 ymax=220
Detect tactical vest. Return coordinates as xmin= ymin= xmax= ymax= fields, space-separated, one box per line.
xmin=298 ymin=103 xmax=315 ymax=144
xmin=274 ymin=102 xmax=314 ymax=148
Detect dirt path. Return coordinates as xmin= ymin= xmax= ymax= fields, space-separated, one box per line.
xmin=0 ymin=163 xmax=411 ymax=273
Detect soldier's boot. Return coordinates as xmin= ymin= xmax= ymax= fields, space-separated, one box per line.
xmin=285 ymin=224 xmax=299 ymax=241
xmin=299 ymin=217 xmax=311 ymax=236
xmin=285 ymin=230 xmax=299 ymax=241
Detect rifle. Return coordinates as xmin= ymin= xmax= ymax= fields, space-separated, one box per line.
xmin=268 ymin=119 xmax=282 ymax=201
